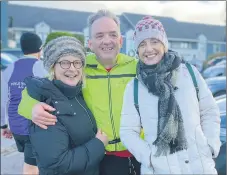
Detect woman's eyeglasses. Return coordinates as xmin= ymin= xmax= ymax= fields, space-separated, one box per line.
xmin=56 ymin=60 xmax=83 ymax=69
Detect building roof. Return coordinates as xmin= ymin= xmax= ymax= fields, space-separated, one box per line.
xmin=8 ymin=4 xmax=92 ymax=32
xmin=123 ymin=12 xmax=226 ymax=42
xmin=7 ymin=4 xmax=226 ymax=42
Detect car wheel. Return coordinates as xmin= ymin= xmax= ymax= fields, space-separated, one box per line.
xmin=214 ymin=91 xmax=226 ymax=97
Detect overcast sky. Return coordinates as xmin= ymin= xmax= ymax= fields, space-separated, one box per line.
xmin=10 ymin=1 xmax=226 ymax=25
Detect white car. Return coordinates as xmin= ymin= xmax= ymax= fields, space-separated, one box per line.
xmin=1 ymin=53 xmax=18 ymax=70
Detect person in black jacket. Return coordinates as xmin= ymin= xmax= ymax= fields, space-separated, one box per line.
xmin=24 ymin=36 xmax=108 ymax=175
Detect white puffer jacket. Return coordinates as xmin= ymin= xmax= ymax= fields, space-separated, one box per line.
xmin=120 ymin=63 xmax=221 ymax=175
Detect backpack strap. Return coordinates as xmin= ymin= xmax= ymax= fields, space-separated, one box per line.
xmin=134 ymin=78 xmax=140 ymax=116
xmin=185 ymin=62 xmax=199 ymax=101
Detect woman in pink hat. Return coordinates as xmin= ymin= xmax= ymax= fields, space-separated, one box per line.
xmin=120 ymin=16 xmax=221 ymax=175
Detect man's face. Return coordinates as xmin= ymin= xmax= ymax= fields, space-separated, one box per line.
xmin=138 ymin=38 xmax=165 ymax=65
xmin=88 ymin=17 xmax=123 ymax=65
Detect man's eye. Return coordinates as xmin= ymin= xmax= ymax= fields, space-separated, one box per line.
xmin=111 ymin=33 xmax=117 ymax=37
xmin=96 ymin=35 xmax=103 ymax=39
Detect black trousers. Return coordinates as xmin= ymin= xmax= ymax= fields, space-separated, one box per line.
xmin=12 ymin=133 xmax=37 ymax=166
xmin=100 ymin=155 xmax=141 ymax=175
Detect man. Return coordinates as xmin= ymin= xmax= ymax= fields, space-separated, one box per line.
xmin=1 ymin=32 xmax=48 ymax=174
xmin=18 ymin=10 xmax=141 ymax=175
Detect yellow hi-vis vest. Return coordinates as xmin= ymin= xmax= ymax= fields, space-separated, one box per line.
xmin=83 ymin=53 xmax=138 ymax=152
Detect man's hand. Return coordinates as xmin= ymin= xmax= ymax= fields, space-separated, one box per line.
xmin=32 ymin=102 xmax=57 ymax=129
xmin=2 ymin=128 xmax=13 ymax=139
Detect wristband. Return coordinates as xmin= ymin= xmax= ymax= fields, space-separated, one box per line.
xmin=1 ymin=124 xmax=8 ymax=129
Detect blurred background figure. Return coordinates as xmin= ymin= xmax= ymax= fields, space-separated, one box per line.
xmin=1 ymin=32 xmax=48 ymax=174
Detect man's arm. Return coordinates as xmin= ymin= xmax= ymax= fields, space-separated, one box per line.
xmin=18 ymin=59 xmax=51 ymax=120
xmin=1 ymin=64 xmax=14 ymax=126
xmin=18 ymin=88 xmax=58 ymax=129
xmin=193 ymin=65 xmax=221 ymax=158
xmin=1 ymin=75 xmax=8 ymax=126
xmin=18 ymin=88 xmax=39 ymax=120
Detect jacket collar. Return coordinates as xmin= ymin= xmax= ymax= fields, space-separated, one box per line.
xmin=86 ymin=53 xmax=136 ymax=70
xmin=53 ymin=80 xmax=82 ymax=99
xmin=21 ymin=55 xmax=38 ymax=59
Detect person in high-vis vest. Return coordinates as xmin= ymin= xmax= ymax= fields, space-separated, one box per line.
xmin=18 ymin=10 xmax=141 ymax=175
xmin=1 ymin=32 xmax=48 ymax=175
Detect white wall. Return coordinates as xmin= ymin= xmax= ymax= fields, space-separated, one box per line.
xmin=35 ymin=22 xmax=51 ymax=43
xmin=126 ymin=29 xmax=136 ymax=56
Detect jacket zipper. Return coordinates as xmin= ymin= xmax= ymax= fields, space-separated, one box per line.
xmin=75 ymin=97 xmax=96 ymax=135
xmin=107 ymin=65 xmax=118 ymax=151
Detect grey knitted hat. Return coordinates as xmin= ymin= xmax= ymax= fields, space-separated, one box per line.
xmin=43 ymin=36 xmax=86 ymax=71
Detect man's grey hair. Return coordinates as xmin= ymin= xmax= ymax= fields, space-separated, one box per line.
xmin=87 ymin=9 xmax=120 ymax=38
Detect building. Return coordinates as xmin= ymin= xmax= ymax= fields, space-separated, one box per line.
xmin=1 ymin=1 xmax=8 ymax=48
xmin=4 ymin=3 xmax=226 ymax=61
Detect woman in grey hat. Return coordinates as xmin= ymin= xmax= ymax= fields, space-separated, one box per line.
xmin=24 ymin=36 xmax=108 ymax=175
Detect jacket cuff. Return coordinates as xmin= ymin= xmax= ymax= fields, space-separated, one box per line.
xmin=1 ymin=124 xmax=8 ymax=129
xmin=144 ymin=151 xmax=152 ymax=168
xmin=85 ymin=138 xmax=105 ymax=163
xmin=207 ymin=138 xmax=221 ymax=158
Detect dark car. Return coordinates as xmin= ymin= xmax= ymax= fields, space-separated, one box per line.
xmin=206 ymin=76 xmax=226 ymax=97
xmin=2 ymin=48 xmax=23 ymax=58
xmin=215 ymin=111 xmax=226 ymax=175
xmin=1 ymin=53 xmax=19 ymax=70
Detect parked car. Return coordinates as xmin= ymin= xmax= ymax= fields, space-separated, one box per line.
xmin=215 ymin=94 xmax=226 ymax=101
xmin=207 ymin=56 xmax=226 ymax=68
xmin=2 ymin=48 xmax=23 ymax=58
xmin=203 ymin=65 xmax=226 ymax=79
xmin=1 ymin=53 xmax=19 ymax=70
xmin=216 ymin=97 xmax=226 ymax=114
xmin=206 ymin=76 xmax=226 ymax=97
xmin=216 ymin=60 xmax=226 ymax=66
xmin=215 ymin=111 xmax=226 ymax=175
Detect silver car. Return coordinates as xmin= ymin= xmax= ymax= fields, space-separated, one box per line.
xmin=203 ymin=65 xmax=226 ymax=79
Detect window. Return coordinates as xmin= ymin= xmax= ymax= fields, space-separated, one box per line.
xmin=169 ymin=41 xmax=193 ymax=49
xmin=180 ymin=42 xmax=192 ymax=49
xmin=171 ymin=41 xmax=181 ymax=49
xmin=213 ymin=44 xmax=221 ymax=53
xmin=168 ymin=41 xmax=171 ymax=48
xmin=15 ymin=31 xmax=21 ymax=42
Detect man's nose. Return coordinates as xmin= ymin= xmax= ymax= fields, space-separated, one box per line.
xmin=102 ymin=34 xmax=112 ymax=44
